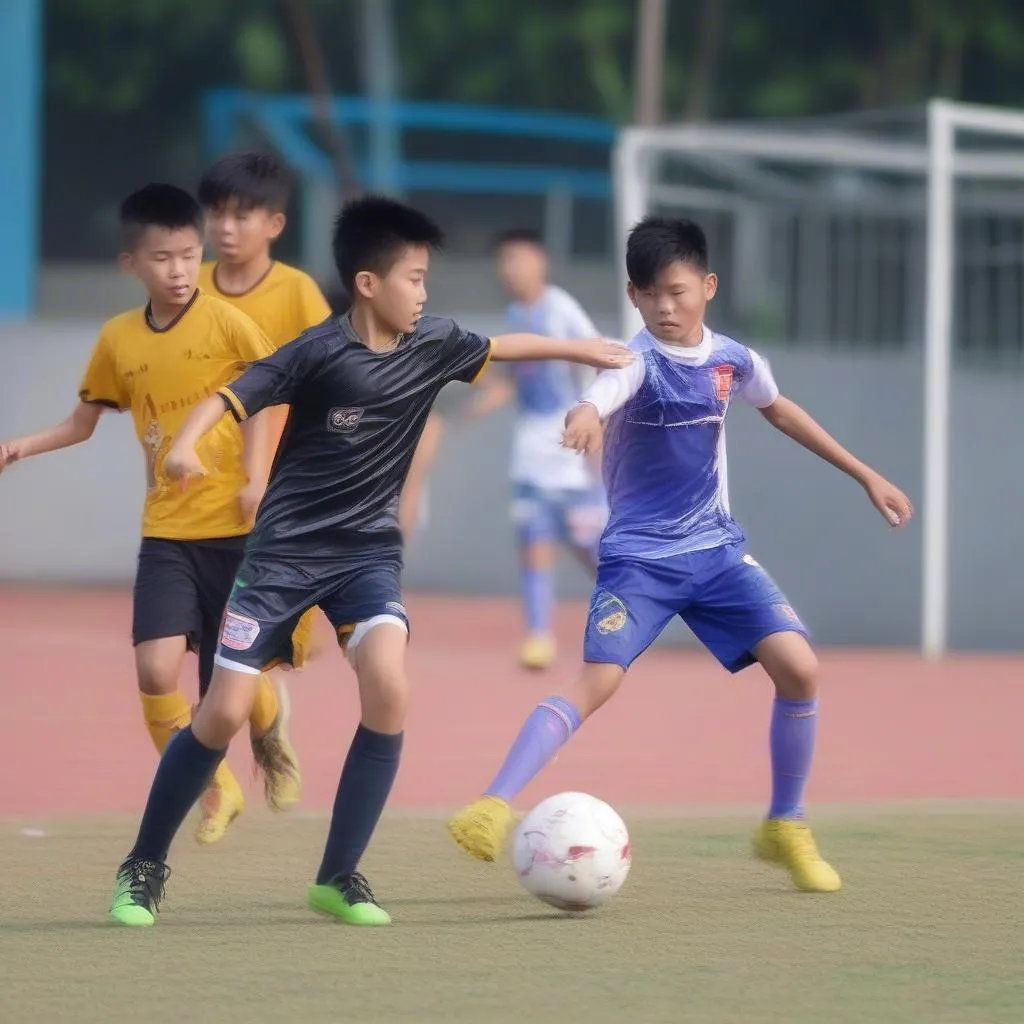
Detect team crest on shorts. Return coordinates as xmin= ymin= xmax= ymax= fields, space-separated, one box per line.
xmin=713 ymin=364 xmax=734 ymax=402
xmin=327 ymin=407 xmax=364 ymax=434
xmin=591 ymin=592 xmax=628 ymax=635
xmin=221 ymin=610 xmax=261 ymax=651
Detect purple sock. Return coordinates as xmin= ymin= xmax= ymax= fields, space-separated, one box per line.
xmin=522 ymin=566 xmax=554 ymax=634
xmin=485 ymin=696 xmax=582 ymax=803
xmin=768 ymin=697 xmax=818 ymax=819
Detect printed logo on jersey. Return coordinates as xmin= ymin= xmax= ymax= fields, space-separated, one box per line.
xmin=775 ymin=602 xmax=801 ymax=624
xmin=713 ymin=364 xmax=734 ymax=402
xmin=590 ymin=591 xmax=628 ymax=635
xmin=327 ymin=407 xmax=364 ymax=434
xmin=220 ymin=610 xmax=261 ymax=651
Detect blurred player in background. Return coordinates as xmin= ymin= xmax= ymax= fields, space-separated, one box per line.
xmin=0 ymin=185 xmax=300 ymax=843
xmin=198 ymin=149 xmax=337 ymax=809
xmin=466 ymin=230 xmax=607 ymax=670
xmin=450 ymin=215 xmax=914 ymax=894
xmin=105 ymin=195 xmax=634 ymax=929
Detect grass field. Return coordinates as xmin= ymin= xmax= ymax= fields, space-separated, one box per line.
xmin=3 ymin=807 xmax=1022 ymax=1023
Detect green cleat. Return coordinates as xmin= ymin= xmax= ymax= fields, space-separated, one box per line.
xmin=308 ymin=873 xmax=391 ymax=926
xmin=109 ymin=857 xmax=170 ymax=927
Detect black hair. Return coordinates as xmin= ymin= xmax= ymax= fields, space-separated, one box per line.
xmin=625 ymin=215 xmax=709 ymax=287
xmin=332 ymin=195 xmax=444 ymax=290
xmin=494 ymin=228 xmax=545 ymax=250
xmin=197 ymin=151 xmax=293 ymax=212
xmin=120 ymin=183 xmax=203 ymax=250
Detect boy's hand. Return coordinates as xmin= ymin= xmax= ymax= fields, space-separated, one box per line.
xmin=864 ymin=472 xmax=914 ymax=527
xmin=574 ymin=339 xmax=634 ymax=370
xmin=0 ymin=442 xmax=20 ymax=477
xmin=164 ymin=443 xmax=207 ymax=484
xmin=237 ymin=479 xmax=267 ymax=527
xmin=563 ymin=403 xmax=604 ymax=456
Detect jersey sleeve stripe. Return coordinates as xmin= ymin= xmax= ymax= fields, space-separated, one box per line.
xmin=217 ymin=386 xmax=249 ymax=422
xmin=469 ymin=339 xmax=494 ymax=384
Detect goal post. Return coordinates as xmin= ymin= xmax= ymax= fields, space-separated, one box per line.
xmin=612 ymin=100 xmax=1024 ymax=658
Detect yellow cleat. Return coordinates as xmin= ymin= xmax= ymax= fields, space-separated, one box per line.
xmin=753 ymin=818 xmax=842 ymax=893
xmin=447 ymin=796 xmax=515 ymax=862
xmin=519 ymin=633 xmax=556 ymax=671
xmin=194 ymin=765 xmax=245 ymax=845
xmin=250 ymin=677 xmax=302 ymax=812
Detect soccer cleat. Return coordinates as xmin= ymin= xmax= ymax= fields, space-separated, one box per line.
xmin=447 ymin=795 xmax=515 ymax=862
xmin=753 ymin=818 xmax=842 ymax=893
xmin=109 ymin=857 xmax=170 ymax=927
xmin=194 ymin=767 xmax=245 ymax=845
xmin=250 ymin=678 xmax=302 ymax=812
xmin=519 ymin=633 xmax=556 ymax=671
xmin=308 ymin=873 xmax=391 ymax=926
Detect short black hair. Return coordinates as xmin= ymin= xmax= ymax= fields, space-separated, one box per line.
xmin=332 ymin=195 xmax=445 ymax=290
xmin=494 ymin=228 xmax=545 ymax=250
xmin=625 ymin=215 xmax=708 ymax=287
xmin=120 ymin=183 xmax=203 ymax=250
xmin=197 ymin=151 xmax=293 ymax=212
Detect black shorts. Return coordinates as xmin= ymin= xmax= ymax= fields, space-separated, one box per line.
xmin=215 ymin=544 xmax=407 ymax=674
xmin=133 ymin=536 xmax=246 ymax=689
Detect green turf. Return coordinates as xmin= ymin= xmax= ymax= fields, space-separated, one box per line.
xmin=1 ymin=808 xmax=1022 ymax=1023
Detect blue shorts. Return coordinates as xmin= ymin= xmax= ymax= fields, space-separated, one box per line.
xmin=583 ymin=543 xmax=808 ymax=673
xmin=214 ymin=544 xmax=408 ymax=675
xmin=512 ymin=482 xmax=608 ymax=549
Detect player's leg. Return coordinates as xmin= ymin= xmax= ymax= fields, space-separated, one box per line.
xmin=132 ymin=539 xmax=245 ymax=841
xmin=560 ymin=485 xmax=608 ymax=576
xmin=308 ymin=563 xmax=407 ymax=926
xmin=449 ymin=558 xmax=678 ymax=862
xmin=512 ymin=483 xmax=559 ymax=669
xmin=681 ymin=544 xmax=839 ymax=893
xmin=109 ymin=571 xmax=301 ymax=926
xmin=195 ymin=542 xmax=302 ymax=815
xmin=398 ymin=410 xmax=443 ymax=539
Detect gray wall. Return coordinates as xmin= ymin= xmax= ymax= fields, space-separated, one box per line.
xmin=2 ymin=315 xmax=1022 ymax=653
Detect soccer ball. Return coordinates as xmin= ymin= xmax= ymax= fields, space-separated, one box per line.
xmin=511 ymin=792 xmax=631 ymax=912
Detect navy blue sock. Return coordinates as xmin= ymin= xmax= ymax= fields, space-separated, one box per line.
xmin=129 ymin=727 xmax=225 ymax=863
xmin=315 ymin=725 xmax=403 ymax=886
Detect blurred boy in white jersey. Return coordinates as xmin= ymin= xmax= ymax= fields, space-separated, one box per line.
xmin=468 ymin=230 xmax=607 ymax=670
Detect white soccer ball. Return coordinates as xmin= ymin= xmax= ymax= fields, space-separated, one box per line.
xmin=512 ymin=792 xmax=631 ymax=912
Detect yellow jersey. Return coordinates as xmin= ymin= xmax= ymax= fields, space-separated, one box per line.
xmin=198 ymin=261 xmax=331 ymax=348
xmin=78 ymin=291 xmax=276 ymax=541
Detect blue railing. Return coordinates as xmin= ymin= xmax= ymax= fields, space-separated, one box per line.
xmin=201 ymin=89 xmax=614 ymax=200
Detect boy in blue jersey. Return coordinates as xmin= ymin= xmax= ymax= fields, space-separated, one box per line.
xmin=449 ymin=215 xmax=913 ymax=893
xmin=469 ymin=230 xmax=608 ymax=669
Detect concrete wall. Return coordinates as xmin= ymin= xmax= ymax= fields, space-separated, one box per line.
xmin=2 ymin=316 xmax=1023 ymax=653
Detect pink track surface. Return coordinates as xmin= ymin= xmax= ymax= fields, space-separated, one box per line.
xmin=1 ymin=587 xmax=1020 ymax=817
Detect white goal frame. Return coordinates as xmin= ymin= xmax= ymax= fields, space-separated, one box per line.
xmin=613 ymin=99 xmax=1024 ymax=659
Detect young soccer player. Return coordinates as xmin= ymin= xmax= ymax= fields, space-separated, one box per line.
xmin=0 ymin=184 xmax=300 ymax=844
xmin=198 ymin=150 xmax=336 ymax=804
xmin=467 ymin=229 xmax=608 ymax=669
xmin=105 ymin=195 xmax=633 ymax=928
xmin=448 ymin=215 xmax=914 ymax=893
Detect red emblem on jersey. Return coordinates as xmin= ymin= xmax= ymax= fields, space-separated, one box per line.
xmin=713 ymin=364 xmax=734 ymax=402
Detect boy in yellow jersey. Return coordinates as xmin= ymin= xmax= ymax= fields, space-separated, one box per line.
xmin=196 ymin=151 xmax=331 ymax=688
xmin=0 ymin=184 xmax=301 ymax=843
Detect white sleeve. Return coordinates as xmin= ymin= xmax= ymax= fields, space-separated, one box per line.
xmin=577 ymin=359 xmax=645 ymax=419
xmin=737 ymin=349 xmax=780 ymax=408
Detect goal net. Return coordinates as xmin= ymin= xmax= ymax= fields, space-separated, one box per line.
xmin=613 ymin=101 xmax=1024 ymax=658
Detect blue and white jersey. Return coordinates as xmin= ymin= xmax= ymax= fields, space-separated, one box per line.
xmin=581 ymin=327 xmax=779 ymax=560
xmin=504 ymin=285 xmax=601 ymax=490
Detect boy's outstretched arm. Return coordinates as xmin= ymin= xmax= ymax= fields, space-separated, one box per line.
xmin=761 ymin=396 xmax=913 ymax=527
xmin=490 ymin=334 xmax=632 ymax=370
xmin=0 ymin=401 xmax=106 ymax=476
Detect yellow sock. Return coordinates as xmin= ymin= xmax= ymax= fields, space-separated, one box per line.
xmin=249 ymin=675 xmax=279 ymax=735
xmin=140 ymin=690 xmax=192 ymax=755
xmin=212 ymin=758 xmax=243 ymax=797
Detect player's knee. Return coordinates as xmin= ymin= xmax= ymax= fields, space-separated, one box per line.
xmin=569 ymin=662 xmax=626 ymax=719
xmin=192 ymin=669 xmax=258 ymax=748
xmin=134 ymin=638 xmax=185 ymax=696
xmin=757 ymin=632 xmax=819 ymax=700
xmin=352 ymin=622 xmax=410 ymax=733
